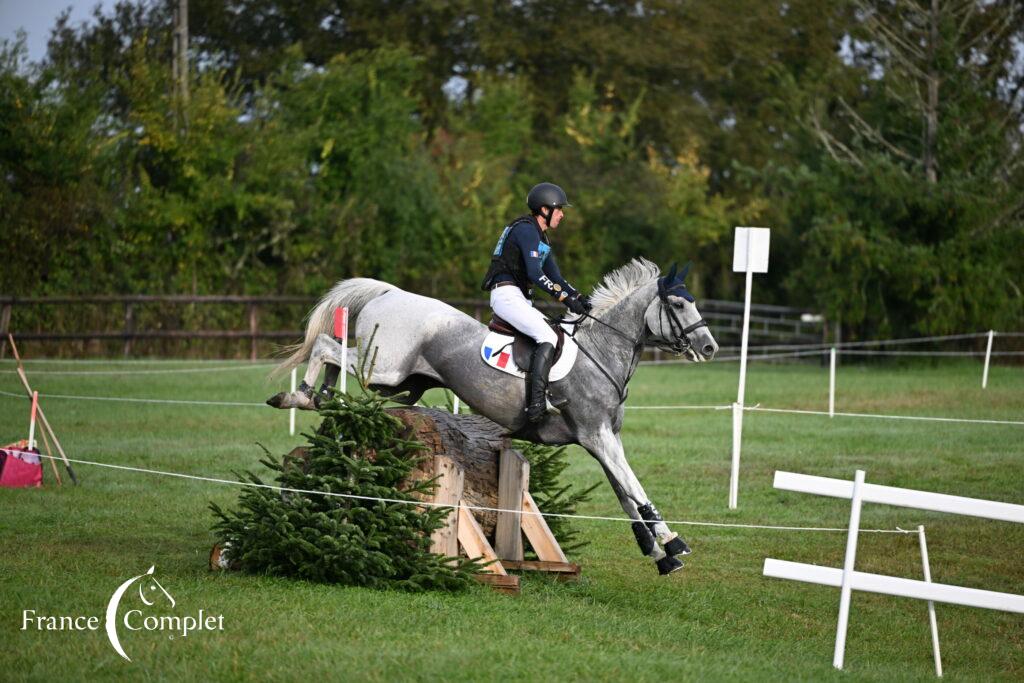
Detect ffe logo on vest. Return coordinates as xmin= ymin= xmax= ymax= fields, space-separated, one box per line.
xmin=20 ymin=565 xmax=225 ymax=662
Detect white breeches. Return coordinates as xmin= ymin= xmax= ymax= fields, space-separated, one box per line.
xmin=490 ymin=286 xmax=558 ymax=346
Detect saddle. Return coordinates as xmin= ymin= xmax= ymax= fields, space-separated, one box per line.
xmin=487 ymin=314 xmax=566 ymax=372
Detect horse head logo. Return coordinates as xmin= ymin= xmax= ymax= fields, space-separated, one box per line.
xmin=105 ymin=566 xmax=174 ymax=662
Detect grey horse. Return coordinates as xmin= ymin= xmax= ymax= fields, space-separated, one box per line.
xmin=267 ymin=258 xmax=718 ymax=574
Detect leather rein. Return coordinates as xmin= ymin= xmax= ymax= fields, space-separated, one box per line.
xmin=560 ymin=293 xmax=708 ymax=403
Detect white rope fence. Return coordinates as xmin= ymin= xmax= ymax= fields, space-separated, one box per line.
xmin=0 ymin=363 xmax=274 ymax=376
xmin=3 ymin=389 xmax=1022 ymax=427
xmin=14 ymin=449 xmax=914 ymax=535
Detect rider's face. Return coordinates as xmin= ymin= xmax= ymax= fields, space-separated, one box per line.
xmin=548 ymin=207 xmax=564 ymax=229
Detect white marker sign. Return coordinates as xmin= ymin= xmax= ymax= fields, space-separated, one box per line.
xmin=733 ymin=227 xmax=771 ymax=273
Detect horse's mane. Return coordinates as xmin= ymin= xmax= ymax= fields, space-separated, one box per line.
xmin=587 ymin=257 xmax=660 ymax=320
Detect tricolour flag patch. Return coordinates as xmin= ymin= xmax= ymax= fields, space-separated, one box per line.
xmin=483 ymin=346 xmax=493 ymax=360
xmin=497 ymin=351 xmax=510 ymax=369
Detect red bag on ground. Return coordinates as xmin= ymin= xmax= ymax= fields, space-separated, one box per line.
xmin=0 ymin=440 xmax=43 ymax=488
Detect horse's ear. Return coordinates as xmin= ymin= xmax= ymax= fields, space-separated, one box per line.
xmin=666 ymin=262 xmax=677 ymax=280
xmin=679 ymin=261 xmax=691 ymax=280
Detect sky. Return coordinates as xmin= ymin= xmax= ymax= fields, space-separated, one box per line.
xmin=0 ymin=0 xmax=117 ymax=62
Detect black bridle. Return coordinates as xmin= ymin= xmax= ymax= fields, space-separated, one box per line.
xmin=557 ymin=286 xmax=708 ymax=402
xmin=655 ymin=265 xmax=708 ymax=355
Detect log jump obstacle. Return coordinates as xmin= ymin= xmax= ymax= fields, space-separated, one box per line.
xmin=388 ymin=407 xmax=580 ymax=595
xmin=220 ymin=407 xmax=580 ymax=594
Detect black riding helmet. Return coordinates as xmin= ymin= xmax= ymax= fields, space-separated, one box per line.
xmin=527 ymin=183 xmax=571 ymax=224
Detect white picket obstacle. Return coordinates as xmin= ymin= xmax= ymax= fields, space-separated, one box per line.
xmin=764 ymin=469 xmax=1024 ymax=675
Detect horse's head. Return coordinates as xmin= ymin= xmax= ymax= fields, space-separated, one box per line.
xmin=644 ymin=262 xmax=718 ymax=361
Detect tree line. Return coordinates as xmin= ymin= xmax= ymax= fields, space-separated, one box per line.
xmin=2 ymin=0 xmax=1022 ymax=339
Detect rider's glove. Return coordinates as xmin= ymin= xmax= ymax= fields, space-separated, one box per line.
xmin=566 ymin=294 xmax=592 ymax=315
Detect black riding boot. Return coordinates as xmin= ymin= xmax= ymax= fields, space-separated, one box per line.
xmin=526 ymin=342 xmax=556 ymax=423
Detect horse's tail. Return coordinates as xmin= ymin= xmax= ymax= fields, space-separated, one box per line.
xmin=270 ymin=278 xmax=396 ymax=379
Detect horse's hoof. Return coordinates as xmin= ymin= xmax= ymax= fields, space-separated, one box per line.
xmin=656 ymin=555 xmax=684 ymax=575
xmin=266 ymin=391 xmax=315 ymax=410
xmin=664 ymin=534 xmax=691 ymax=557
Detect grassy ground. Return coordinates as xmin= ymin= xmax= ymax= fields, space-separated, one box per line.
xmin=0 ymin=356 xmax=1021 ymax=681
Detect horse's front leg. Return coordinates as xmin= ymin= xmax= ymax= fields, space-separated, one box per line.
xmin=266 ymin=335 xmax=347 ymax=410
xmin=582 ymin=425 xmax=690 ymax=575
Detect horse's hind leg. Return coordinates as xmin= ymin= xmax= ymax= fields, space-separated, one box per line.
xmin=584 ymin=425 xmax=690 ymax=575
xmin=267 ymin=335 xmax=347 ymax=410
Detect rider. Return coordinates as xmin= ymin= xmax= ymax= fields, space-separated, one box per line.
xmin=481 ymin=182 xmax=592 ymax=423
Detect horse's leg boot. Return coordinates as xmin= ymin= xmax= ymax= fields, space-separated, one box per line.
xmin=526 ymin=342 xmax=556 ymax=423
xmin=656 ymin=555 xmax=684 ymax=575
xmin=319 ymin=363 xmax=341 ymax=400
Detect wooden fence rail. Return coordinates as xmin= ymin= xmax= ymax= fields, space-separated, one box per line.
xmin=0 ymin=295 xmax=824 ymax=360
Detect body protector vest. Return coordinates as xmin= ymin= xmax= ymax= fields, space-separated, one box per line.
xmin=481 ymin=216 xmax=544 ymax=298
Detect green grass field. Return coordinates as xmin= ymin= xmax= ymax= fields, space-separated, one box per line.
xmin=1 ymin=357 xmax=1022 ymax=681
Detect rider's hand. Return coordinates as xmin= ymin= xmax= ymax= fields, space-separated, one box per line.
xmin=566 ymin=294 xmax=591 ymax=315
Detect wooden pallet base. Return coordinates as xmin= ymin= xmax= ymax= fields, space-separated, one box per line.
xmin=501 ymin=560 xmax=581 ymax=581
xmin=472 ymin=573 xmax=521 ymax=595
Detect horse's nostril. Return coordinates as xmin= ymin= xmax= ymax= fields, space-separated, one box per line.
xmin=702 ymin=344 xmax=715 ymax=357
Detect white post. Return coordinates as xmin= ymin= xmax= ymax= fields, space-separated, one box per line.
xmin=729 ymin=402 xmax=742 ymax=509
xmin=340 ymin=334 xmax=348 ymax=396
xmin=982 ymin=330 xmax=994 ymax=389
xmin=453 ymin=396 xmax=460 ymax=414
xmin=289 ymin=369 xmax=296 ymax=436
xmin=335 ymin=307 xmax=349 ymax=397
xmin=729 ymin=271 xmax=753 ymax=510
xmin=918 ymin=525 xmax=943 ymax=677
xmin=729 ymin=227 xmax=769 ymax=510
xmin=28 ymin=390 xmax=38 ymax=450
xmin=834 ymin=469 xmax=866 ymax=670
xmin=829 ymin=347 xmax=836 ymax=418
xmin=737 ymin=269 xmax=754 ymax=407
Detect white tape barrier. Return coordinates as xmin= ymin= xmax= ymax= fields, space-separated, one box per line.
xmin=0 ymin=363 xmax=274 ymax=375
xmin=718 ymin=331 xmax=987 ymax=353
xmin=3 ymin=390 xmax=1022 ymax=429
xmin=17 ymin=450 xmax=912 ymax=535
xmin=765 ymin=469 xmax=1024 ymax=673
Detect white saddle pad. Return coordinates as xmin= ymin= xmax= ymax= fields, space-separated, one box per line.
xmin=480 ymin=325 xmax=578 ymax=380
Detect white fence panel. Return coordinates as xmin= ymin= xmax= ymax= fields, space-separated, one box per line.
xmin=773 ymin=471 xmax=1024 ymax=524
xmin=765 ymin=469 xmax=1024 ymax=675
xmin=763 ymin=559 xmax=1024 ymax=613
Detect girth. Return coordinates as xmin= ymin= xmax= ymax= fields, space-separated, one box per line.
xmin=488 ymin=314 xmax=566 ymax=371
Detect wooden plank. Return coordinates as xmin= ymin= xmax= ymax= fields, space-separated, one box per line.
xmin=429 ymin=455 xmax=464 ymax=557
xmin=248 ymin=303 xmax=259 ymax=361
xmin=521 ymin=491 xmax=568 ymax=563
xmin=457 ymin=503 xmax=506 ymax=575
xmin=501 ymin=560 xmax=581 ymax=579
xmin=472 ymin=573 xmax=520 ymax=595
xmin=495 ymin=448 xmax=529 ymax=561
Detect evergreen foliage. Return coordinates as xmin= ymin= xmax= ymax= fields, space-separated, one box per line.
xmin=210 ymin=388 xmax=480 ymax=592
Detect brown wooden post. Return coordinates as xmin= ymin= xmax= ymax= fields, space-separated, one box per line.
xmin=248 ymin=303 xmax=259 ymax=361
xmin=429 ymin=455 xmax=464 ymax=557
xmin=0 ymin=303 xmax=11 ymax=359
xmin=123 ymin=303 xmax=134 ymax=357
xmin=494 ymin=448 xmax=529 ymax=561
